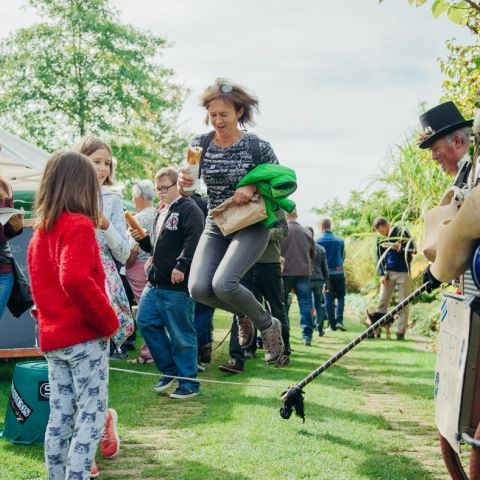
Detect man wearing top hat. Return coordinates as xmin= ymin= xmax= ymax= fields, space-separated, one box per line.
xmin=418 ymin=101 xmax=473 ymax=290
xmin=418 ymin=100 xmax=473 ymax=185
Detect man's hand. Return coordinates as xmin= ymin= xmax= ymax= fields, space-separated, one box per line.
xmin=125 ymin=245 xmax=140 ymax=269
xmin=233 ymin=185 xmax=257 ymax=205
xmin=381 ymin=276 xmax=388 ymax=286
xmin=391 ymin=242 xmax=401 ymax=252
xmin=171 ymin=268 xmax=185 ymax=284
xmin=7 ymin=214 xmax=23 ymax=232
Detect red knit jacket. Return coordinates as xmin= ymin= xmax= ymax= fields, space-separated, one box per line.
xmin=27 ymin=212 xmax=119 ymax=352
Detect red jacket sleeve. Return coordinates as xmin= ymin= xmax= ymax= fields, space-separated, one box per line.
xmin=58 ymin=219 xmax=119 ymax=338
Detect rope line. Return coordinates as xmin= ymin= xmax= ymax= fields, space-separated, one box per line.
xmin=292 ymin=281 xmax=430 ymax=391
xmin=109 ymin=366 xmax=281 ymax=389
xmin=213 ymin=327 xmax=232 ymax=351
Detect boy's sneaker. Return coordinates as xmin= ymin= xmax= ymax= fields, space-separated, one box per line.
xmin=336 ymin=323 xmax=346 ymax=331
xmin=154 ymin=376 xmax=175 ymax=392
xmin=100 ymin=408 xmax=120 ymax=459
xmin=169 ymin=386 xmax=199 ymax=399
xmin=90 ymin=461 xmax=100 ymax=478
xmin=261 ymin=318 xmax=284 ymax=364
xmin=218 ymin=359 xmax=244 ymax=374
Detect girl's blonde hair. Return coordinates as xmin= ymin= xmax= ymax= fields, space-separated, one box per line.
xmin=35 ymin=151 xmax=101 ymax=230
xmin=72 ymin=135 xmax=114 ymax=186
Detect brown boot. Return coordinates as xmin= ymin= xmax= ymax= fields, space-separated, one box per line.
xmin=237 ymin=315 xmax=255 ymax=348
xmin=261 ymin=318 xmax=284 ymax=364
xmin=199 ymin=343 xmax=212 ymax=363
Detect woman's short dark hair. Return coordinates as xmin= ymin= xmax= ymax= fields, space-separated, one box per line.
xmin=200 ymin=78 xmax=259 ymax=127
xmin=35 ymin=151 xmax=101 ymax=230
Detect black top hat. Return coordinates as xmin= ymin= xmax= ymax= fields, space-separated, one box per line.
xmin=418 ymin=101 xmax=472 ymax=149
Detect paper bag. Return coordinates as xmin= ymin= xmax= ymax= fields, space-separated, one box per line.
xmin=211 ymin=194 xmax=267 ymax=236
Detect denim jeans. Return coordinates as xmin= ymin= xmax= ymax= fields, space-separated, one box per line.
xmin=283 ymin=275 xmax=314 ymax=341
xmin=137 ymin=286 xmax=199 ymax=392
xmin=194 ymin=302 xmax=214 ymax=349
xmin=326 ymin=273 xmax=345 ymax=329
xmin=0 ymin=272 xmax=14 ymax=318
xmin=311 ymin=279 xmax=325 ymax=334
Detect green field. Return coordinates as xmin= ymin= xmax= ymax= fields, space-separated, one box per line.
xmin=0 ymin=306 xmax=449 ymax=480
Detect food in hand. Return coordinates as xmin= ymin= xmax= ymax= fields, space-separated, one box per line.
xmin=124 ymin=211 xmax=146 ymax=239
xmin=183 ymin=146 xmax=203 ymax=192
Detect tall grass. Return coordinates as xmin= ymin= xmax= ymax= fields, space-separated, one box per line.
xmin=377 ymin=134 xmax=450 ymax=220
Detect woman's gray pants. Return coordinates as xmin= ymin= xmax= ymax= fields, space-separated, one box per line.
xmin=189 ymin=219 xmax=272 ymax=331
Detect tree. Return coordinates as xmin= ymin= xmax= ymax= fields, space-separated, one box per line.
xmin=0 ymin=0 xmax=188 ymax=181
xmin=439 ymin=40 xmax=480 ymax=117
xmin=379 ymin=0 xmax=480 ymax=34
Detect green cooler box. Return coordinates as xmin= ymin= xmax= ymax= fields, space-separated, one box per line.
xmin=1 ymin=361 xmax=50 ymax=444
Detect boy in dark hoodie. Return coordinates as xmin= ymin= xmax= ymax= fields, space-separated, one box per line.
xmin=133 ymin=167 xmax=204 ymax=399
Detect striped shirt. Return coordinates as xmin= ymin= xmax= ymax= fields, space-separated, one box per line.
xmin=191 ymin=132 xmax=278 ymax=210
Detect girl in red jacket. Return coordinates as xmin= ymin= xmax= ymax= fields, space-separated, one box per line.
xmin=27 ymin=151 xmax=119 ymax=480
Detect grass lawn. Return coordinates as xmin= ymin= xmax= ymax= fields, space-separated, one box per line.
xmin=0 ymin=306 xmax=446 ymax=480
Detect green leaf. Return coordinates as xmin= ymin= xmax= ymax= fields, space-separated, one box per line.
xmin=447 ymin=1 xmax=470 ymax=25
xmin=415 ymin=0 xmax=428 ymax=5
xmin=431 ymin=0 xmax=449 ymax=18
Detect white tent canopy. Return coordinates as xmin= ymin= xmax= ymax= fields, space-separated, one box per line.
xmin=0 ymin=128 xmax=48 ymax=191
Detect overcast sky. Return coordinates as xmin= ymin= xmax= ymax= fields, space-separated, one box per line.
xmin=0 ymin=0 xmax=474 ymax=228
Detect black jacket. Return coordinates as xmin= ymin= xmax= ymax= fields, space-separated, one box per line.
xmin=139 ymin=197 xmax=204 ymax=291
xmin=376 ymin=225 xmax=416 ymax=276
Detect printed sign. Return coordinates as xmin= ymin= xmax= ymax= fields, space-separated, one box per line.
xmin=434 ymin=294 xmax=470 ymax=454
xmin=9 ymin=382 xmax=33 ymax=423
xmin=38 ymin=381 xmax=50 ymax=401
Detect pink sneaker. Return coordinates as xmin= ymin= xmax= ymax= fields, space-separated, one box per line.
xmin=100 ymin=408 xmax=120 ymax=459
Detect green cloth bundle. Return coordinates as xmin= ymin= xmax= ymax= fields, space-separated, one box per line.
xmin=237 ymin=163 xmax=297 ymax=228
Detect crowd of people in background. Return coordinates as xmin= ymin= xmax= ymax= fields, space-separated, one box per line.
xmin=7 ymin=78 xmax=422 ymax=480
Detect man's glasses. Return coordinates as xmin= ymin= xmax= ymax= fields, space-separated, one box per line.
xmin=208 ymin=84 xmax=234 ymax=93
xmin=156 ymin=183 xmax=176 ymax=193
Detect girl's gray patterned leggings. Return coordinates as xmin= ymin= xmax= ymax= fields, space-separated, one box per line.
xmin=44 ymin=339 xmax=109 ymax=480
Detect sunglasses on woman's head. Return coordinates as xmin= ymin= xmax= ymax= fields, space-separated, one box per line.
xmin=208 ymin=84 xmax=234 ymax=93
